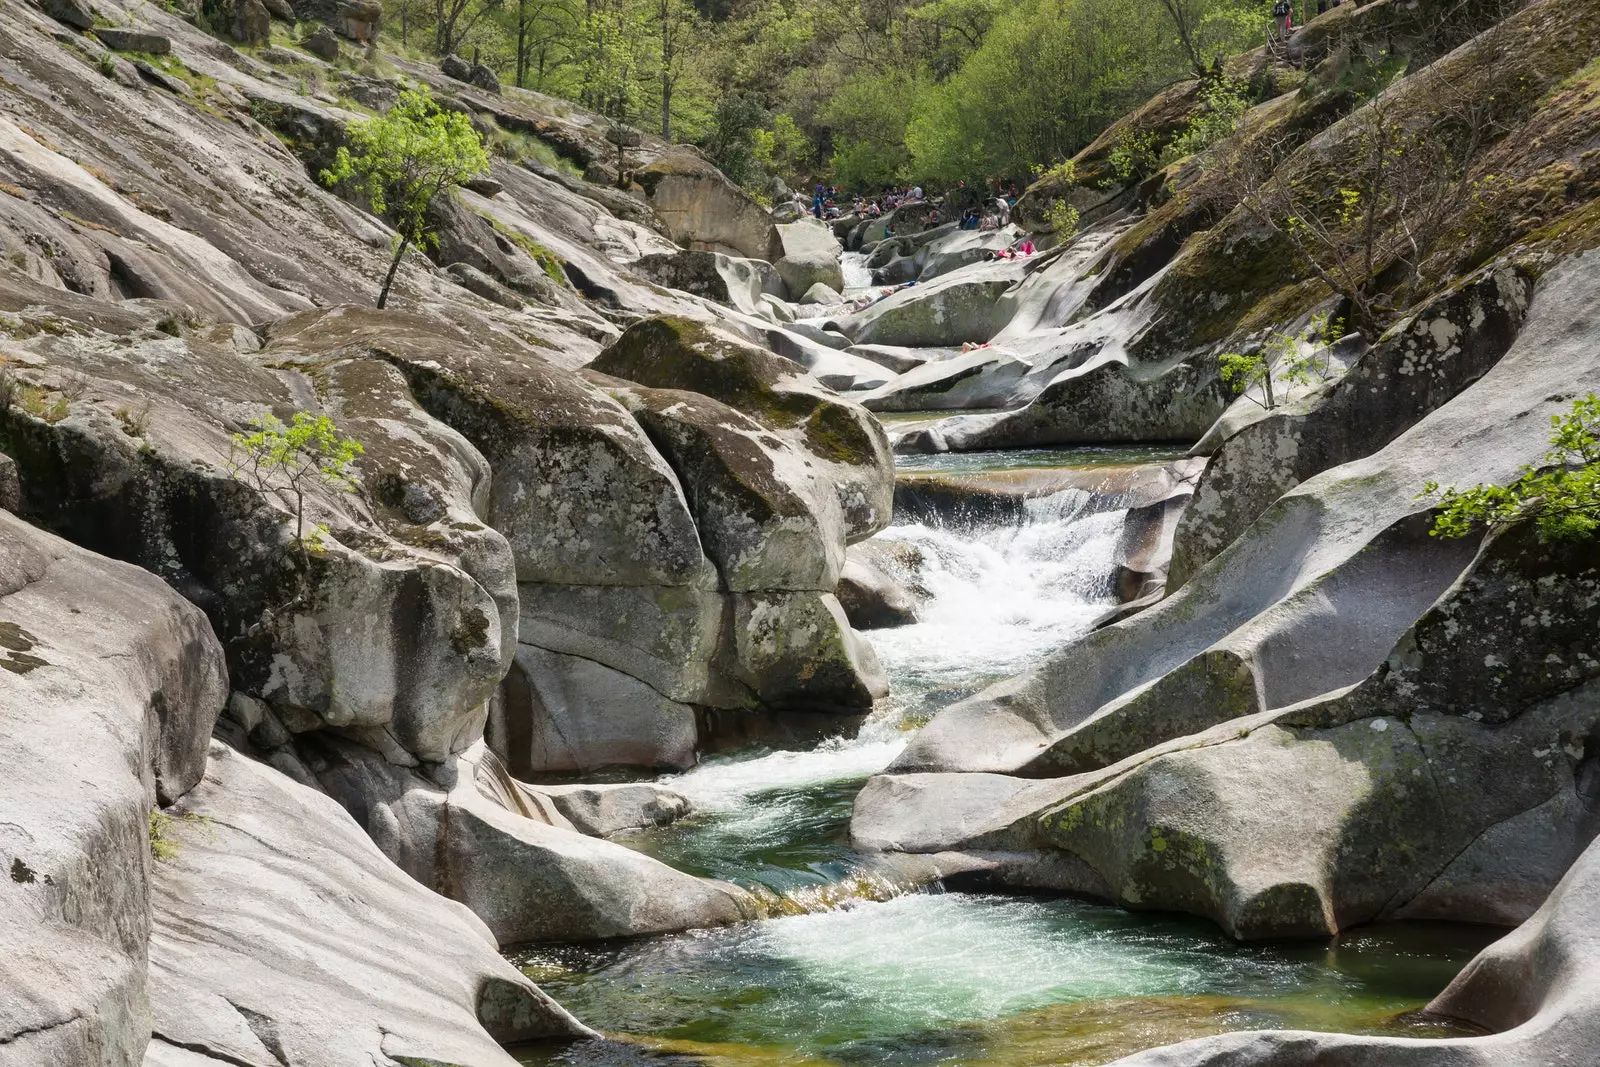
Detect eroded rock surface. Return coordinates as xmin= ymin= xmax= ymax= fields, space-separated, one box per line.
xmin=0 ymin=511 xmax=226 ymax=1066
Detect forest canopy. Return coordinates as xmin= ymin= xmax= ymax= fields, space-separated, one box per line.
xmin=380 ymin=0 xmax=1275 ymax=192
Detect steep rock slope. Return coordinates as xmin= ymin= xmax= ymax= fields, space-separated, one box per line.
xmin=0 ymin=0 xmax=906 ymax=1053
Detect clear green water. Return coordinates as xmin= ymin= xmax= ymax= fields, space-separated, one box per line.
xmin=512 ymin=451 xmax=1497 ymax=1067
xmin=893 ymin=445 xmax=1189 ymax=474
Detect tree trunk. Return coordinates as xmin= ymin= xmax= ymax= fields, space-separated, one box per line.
xmin=516 ymin=0 xmax=528 ymax=87
xmin=661 ymin=77 xmax=671 ymax=140
xmin=376 ymin=237 xmax=409 ymax=310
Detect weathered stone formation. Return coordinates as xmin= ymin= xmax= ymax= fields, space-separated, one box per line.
xmin=852 ymin=244 xmax=1600 ymax=941
xmin=636 ymin=147 xmax=786 ymax=262
xmin=0 ymin=509 xmax=581 ymax=1065
xmin=774 ymin=217 xmax=845 ymax=297
xmin=476 ymin=316 xmax=892 ymax=777
xmin=0 ymin=512 xmax=224 ymax=1064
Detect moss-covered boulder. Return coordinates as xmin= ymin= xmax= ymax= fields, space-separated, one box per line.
xmin=0 ymin=287 xmax=516 ymax=767
xmin=613 ymin=386 xmax=843 ymax=591
xmin=588 ymin=316 xmax=894 ymax=544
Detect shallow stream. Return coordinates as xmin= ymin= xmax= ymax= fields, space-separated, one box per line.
xmin=514 ymin=448 xmax=1496 ymax=1067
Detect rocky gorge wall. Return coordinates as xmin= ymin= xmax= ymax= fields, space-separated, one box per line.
xmin=0 ymin=0 xmax=904 ymax=1057
xmin=0 ymin=0 xmax=1598 ymax=1060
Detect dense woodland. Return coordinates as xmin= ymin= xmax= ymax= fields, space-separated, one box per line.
xmin=381 ymin=0 xmax=1275 ymax=192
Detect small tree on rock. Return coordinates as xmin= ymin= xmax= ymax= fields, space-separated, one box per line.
xmin=321 ymin=87 xmax=489 ymax=309
xmin=229 ymin=412 xmax=365 ymax=576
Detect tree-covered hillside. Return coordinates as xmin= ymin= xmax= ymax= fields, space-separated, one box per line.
xmin=381 ymin=0 xmax=1273 ymax=192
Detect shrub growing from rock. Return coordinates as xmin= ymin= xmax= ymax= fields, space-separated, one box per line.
xmin=320 ymin=87 xmax=489 ymax=308
xmin=1425 ymin=393 xmax=1600 ymax=542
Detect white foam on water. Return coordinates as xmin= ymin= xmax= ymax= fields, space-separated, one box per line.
xmin=658 ymin=487 xmax=1123 ymax=824
xmin=840 ymin=251 xmax=873 ymax=294
xmin=869 ymin=488 xmax=1127 ymax=699
xmin=751 ymin=892 xmax=1293 ymax=1028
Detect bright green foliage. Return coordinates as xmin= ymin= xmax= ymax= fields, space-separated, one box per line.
xmin=1044 ymin=199 xmax=1081 ymax=237
xmin=1109 ymin=128 xmax=1160 ymax=182
xmin=1219 ymin=351 xmax=1273 ymax=408
xmin=149 ymin=809 xmax=179 ymax=862
xmin=320 ymin=87 xmax=488 ymax=308
xmin=751 ymin=114 xmax=813 ymax=177
xmin=149 ymin=809 xmax=210 ymax=862
xmin=228 ymin=412 xmax=365 ymax=555
xmin=1424 ymin=394 xmax=1600 ymax=542
xmin=821 ymin=71 xmax=918 ymax=189
xmin=1164 ymin=77 xmax=1251 ymax=162
xmin=1219 ymin=313 xmax=1345 ymax=410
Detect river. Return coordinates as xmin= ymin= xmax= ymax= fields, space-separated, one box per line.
xmin=513 ymin=447 xmax=1495 ymax=1067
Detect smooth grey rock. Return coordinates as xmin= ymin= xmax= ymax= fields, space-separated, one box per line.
xmin=148 ymin=744 xmax=589 ymax=1065
xmin=636 ymin=148 xmax=784 ymax=262
xmin=0 ymin=510 xmax=226 ymax=1067
xmin=834 ymin=266 xmax=1021 ymax=348
xmin=308 ymin=739 xmax=761 ymax=944
xmin=801 ymin=282 xmax=844 ymax=305
xmin=94 ymin=27 xmax=171 ymax=52
xmin=490 ymin=644 xmax=699 ymax=775
xmin=862 ymin=347 xmax=1030 ymax=412
xmin=534 ymin=782 xmax=692 ymax=836
xmin=775 ymin=218 xmax=844 ymax=297
xmin=845 ymin=343 xmax=931 ymax=374
xmin=837 ymin=540 xmax=920 ymax=629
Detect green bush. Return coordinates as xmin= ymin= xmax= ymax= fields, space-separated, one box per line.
xmin=1424 ymin=394 xmax=1600 ymax=542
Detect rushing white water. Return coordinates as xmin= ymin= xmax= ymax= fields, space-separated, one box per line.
xmin=871 ymin=487 xmax=1127 ymax=704
xmin=666 ymin=486 xmax=1125 ymax=809
xmin=635 ymin=485 xmax=1127 ymax=893
xmin=523 ymin=475 xmax=1490 ymax=1067
xmin=840 ymin=251 xmax=873 ymax=294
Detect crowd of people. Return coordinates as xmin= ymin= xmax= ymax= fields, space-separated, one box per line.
xmin=806 ymin=183 xmax=930 ymax=220
xmin=786 ymin=177 xmax=1040 ymax=286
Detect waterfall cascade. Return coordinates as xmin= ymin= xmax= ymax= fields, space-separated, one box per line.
xmin=514 ymin=460 xmax=1491 ymax=1066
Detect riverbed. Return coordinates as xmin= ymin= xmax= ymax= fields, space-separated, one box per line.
xmin=513 ymin=447 xmax=1496 ymax=1067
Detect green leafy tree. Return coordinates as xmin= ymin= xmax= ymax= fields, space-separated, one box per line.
xmin=1424 ymin=395 xmax=1600 ymax=543
xmin=579 ymin=8 xmax=649 ymax=183
xmin=320 ymin=87 xmax=489 ymax=309
xmin=1163 ymin=77 xmax=1250 ymax=162
xmin=1218 ymin=313 xmax=1344 ymax=409
xmin=229 ymin=412 xmax=365 ymax=571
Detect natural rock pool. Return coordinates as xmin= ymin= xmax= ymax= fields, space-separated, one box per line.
xmin=513 ymin=451 xmax=1496 ymax=1067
